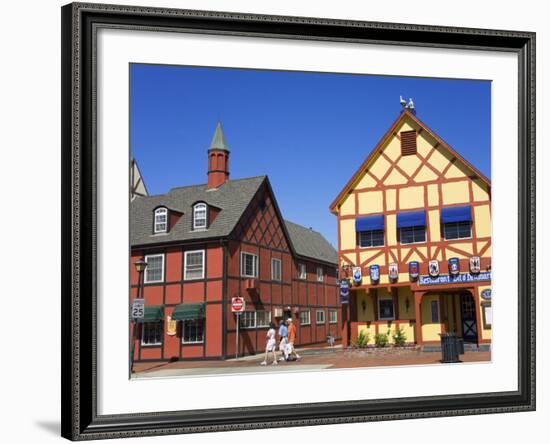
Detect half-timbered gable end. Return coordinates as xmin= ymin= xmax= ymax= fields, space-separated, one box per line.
xmin=331 ymin=109 xmax=492 ymax=351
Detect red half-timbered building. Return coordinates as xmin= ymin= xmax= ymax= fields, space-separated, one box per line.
xmin=130 ymin=123 xmax=340 ymax=363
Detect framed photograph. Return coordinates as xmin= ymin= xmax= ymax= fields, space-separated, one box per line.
xmin=61 ymin=2 xmax=535 ymax=440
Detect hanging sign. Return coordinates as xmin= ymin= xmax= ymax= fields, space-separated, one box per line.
xmin=448 ymin=257 xmax=460 ymax=276
xmin=480 ymin=289 xmax=492 ymax=300
xmin=388 ymin=263 xmax=399 ymax=281
xmin=470 ymin=256 xmax=481 ymax=274
xmin=428 ymin=260 xmax=440 ymax=277
xmin=166 ymin=316 xmax=177 ymax=336
xmin=369 ymin=265 xmax=380 ymax=283
xmin=339 ymin=280 xmax=350 ymax=304
xmin=352 ymin=267 xmax=362 ymax=284
xmin=409 ymin=261 xmax=420 ymax=280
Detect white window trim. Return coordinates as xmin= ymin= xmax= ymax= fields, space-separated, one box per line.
xmin=140 ymin=321 xmax=163 ymax=346
xmin=256 ymin=311 xmax=272 ymax=328
xmin=241 ymin=252 xmax=258 ymax=278
xmin=300 ymin=310 xmax=311 ymax=326
xmin=398 ymin=226 xmax=427 ymax=245
xmin=271 ymin=258 xmax=282 ymax=282
xmin=153 ymin=207 xmax=168 ymax=234
xmin=329 ymin=309 xmax=338 ymax=324
xmin=316 ymin=267 xmax=324 ymax=282
xmin=316 ymin=309 xmax=326 ymax=324
xmin=442 ymin=221 xmax=473 ymax=241
xmin=358 ymin=230 xmax=385 ymax=249
xmin=192 ymin=202 xmax=208 ymax=231
xmin=144 ymin=254 xmax=164 ymax=283
xmin=298 ymin=263 xmax=307 ymax=280
xmin=378 ymin=297 xmax=395 ymax=321
xmin=181 ymin=319 xmax=205 ymax=344
xmin=184 ymin=250 xmax=205 ymax=280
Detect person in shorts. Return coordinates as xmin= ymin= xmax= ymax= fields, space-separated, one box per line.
xmin=261 ymin=322 xmax=278 ymax=366
xmin=278 ymin=319 xmax=288 ymax=361
xmin=286 ymin=317 xmax=301 ymax=361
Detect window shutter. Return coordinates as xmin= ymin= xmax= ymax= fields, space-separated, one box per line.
xmin=400 ymin=130 xmax=417 ymax=156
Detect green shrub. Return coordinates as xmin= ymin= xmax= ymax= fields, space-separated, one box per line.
xmin=374 ymin=332 xmax=389 ymax=348
xmin=392 ymin=327 xmax=407 ymax=346
xmin=355 ymin=331 xmax=370 ymax=348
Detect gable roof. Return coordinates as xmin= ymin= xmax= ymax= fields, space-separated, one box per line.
xmin=130 ymin=176 xmax=266 ymax=246
xmin=284 ymin=220 xmax=338 ymax=265
xmin=329 ymin=109 xmax=491 ymax=213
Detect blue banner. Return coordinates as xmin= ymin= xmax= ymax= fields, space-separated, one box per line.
xmin=419 ymin=272 xmax=491 ymax=286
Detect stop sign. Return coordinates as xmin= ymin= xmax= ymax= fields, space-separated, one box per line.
xmin=231 ymin=296 xmax=245 ymax=313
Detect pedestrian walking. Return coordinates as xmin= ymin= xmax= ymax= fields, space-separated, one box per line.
xmin=286 ymin=317 xmax=301 ymax=361
xmin=261 ymin=322 xmax=278 ymax=366
xmin=278 ymin=319 xmax=288 ymax=361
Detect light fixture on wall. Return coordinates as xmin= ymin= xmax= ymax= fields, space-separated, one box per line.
xmin=361 ymin=299 xmax=367 ymax=312
xmin=405 ymin=298 xmax=410 ymax=312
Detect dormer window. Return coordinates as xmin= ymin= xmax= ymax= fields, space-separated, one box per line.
xmin=193 ymin=203 xmax=207 ymax=230
xmin=154 ymin=207 xmax=168 ymax=233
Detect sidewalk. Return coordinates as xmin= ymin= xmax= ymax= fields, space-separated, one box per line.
xmin=132 ymin=346 xmax=490 ymax=377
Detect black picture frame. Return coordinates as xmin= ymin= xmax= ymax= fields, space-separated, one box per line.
xmin=61 ymin=2 xmax=536 ymax=440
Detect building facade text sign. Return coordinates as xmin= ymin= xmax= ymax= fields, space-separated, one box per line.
xmin=419 ymin=272 xmax=491 ymax=286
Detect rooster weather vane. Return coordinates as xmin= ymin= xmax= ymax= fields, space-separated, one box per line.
xmin=400 ymin=96 xmax=416 ymax=114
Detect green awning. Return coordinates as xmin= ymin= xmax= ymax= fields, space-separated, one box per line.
xmin=171 ymin=303 xmax=205 ymax=321
xmin=136 ymin=305 xmax=163 ymax=323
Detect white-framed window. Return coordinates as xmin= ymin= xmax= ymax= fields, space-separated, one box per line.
xmin=443 ymin=221 xmax=472 ymax=240
xmin=316 ymin=267 xmax=324 ymax=282
xmin=256 ymin=311 xmax=272 ymax=328
xmin=193 ymin=202 xmax=207 ymax=230
xmin=181 ymin=319 xmax=204 ymax=344
xmin=239 ymin=311 xmax=271 ymax=329
xmin=184 ymin=250 xmax=205 ymax=280
xmin=399 ymin=226 xmax=426 ymax=244
xmin=378 ymin=297 xmax=395 ymax=320
xmin=298 ymin=263 xmax=307 ymax=280
xmin=271 ymin=258 xmax=282 ymax=281
xmin=316 ymin=310 xmax=325 ymax=324
xmin=299 ymin=310 xmax=311 ymax=325
xmin=358 ymin=229 xmax=384 ymax=248
xmin=153 ymin=207 xmax=168 ymax=233
xmin=241 ymin=252 xmax=258 ymax=278
xmin=329 ymin=309 xmax=338 ymax=324
xmin=144 ymin=254 xmax=164 ymax=283
xmin=141 ymin=321 xmax=163 ymax=346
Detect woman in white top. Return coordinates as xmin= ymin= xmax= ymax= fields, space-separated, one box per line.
xmin=261 ymin=322 xmax=278 ymax=366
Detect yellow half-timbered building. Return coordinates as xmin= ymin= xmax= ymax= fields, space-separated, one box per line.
xmin=330 ymin=109 xmax=492 ymax=350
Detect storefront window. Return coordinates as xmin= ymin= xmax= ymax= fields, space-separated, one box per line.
xmin=182 ymin=319 xmax=204 ymax=343
xmin=141 ymin=321 xmax=163 ymax=346
xmin=378 ymin=298 xmax=395 ymax=320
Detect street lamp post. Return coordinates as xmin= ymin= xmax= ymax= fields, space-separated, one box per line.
xmin=130 ymin=258 xmax=147 ymax=375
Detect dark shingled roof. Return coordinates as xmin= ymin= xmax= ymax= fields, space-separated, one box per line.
xmin=130 ymin=175 xmax=337 ymax=265
xmin=130 ymin=176 xmax=266 ymax=246
xmin=283 ymin=220 xmax=338 ymax=265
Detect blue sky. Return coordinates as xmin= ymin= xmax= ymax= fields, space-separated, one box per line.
xmin=130 ymin=64 xmax=491 ymax=247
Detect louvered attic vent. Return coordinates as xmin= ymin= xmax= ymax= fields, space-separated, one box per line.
xmin=400 ymin=130 xmax=417 ymax=156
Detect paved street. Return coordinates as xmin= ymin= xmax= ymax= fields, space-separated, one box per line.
xmin=132 ymin=347 xmax=491 ymax=378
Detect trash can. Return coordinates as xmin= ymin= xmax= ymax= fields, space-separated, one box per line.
xmin=440 ymin=333 xmax=460 ymax=363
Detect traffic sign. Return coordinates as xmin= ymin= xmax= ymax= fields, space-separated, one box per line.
xmin=131 ymin=298 xmax=145 ymax=319
xmin=231 ymin=296 xmax=245 ymax=313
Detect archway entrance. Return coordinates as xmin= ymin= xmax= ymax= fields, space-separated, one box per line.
xmin=460 ymin=292 xmax=478 ymax=343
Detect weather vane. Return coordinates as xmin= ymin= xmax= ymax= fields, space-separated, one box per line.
xmin=400 ymin=95 xmax=416 ymax=114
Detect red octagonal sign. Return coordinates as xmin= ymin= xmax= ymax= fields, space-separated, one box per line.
xmin=231 ymin=296 xmax=245 ymax=313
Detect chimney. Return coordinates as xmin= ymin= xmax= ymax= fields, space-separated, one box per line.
xmin=207 ymin=122 xmax=230 ymax=190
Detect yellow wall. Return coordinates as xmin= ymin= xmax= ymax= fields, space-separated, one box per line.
xmin=428 ymin=209 xmax=440 ymax=242
xmin=339 ymin=194 xmax=356 ymax=215
xmin=358 ymin=191 xmax=383 ymax=214
xmin=399 ymin=186 xmax=424 ymax=209
xmin=474 ymin=204 xmax=492 ymax=238
xmin=442 ymin=181 xmax=470 ymax=205
xmin=340 ymin=219 xmax=356 ymax=250
xmin=421 ymin=294 xmax=443 ymax=341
